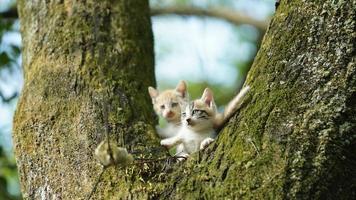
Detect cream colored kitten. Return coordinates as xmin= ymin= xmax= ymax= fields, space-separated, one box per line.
xmin=148 ymin=81 xmax=189 ymax=138
xmin=161 ymin=86 xmax=250 ymax=158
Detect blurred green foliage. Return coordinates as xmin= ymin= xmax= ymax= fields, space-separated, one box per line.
xmin=0 ymin=20 xmax=13 ymax=69
xmin=1 ymin=1 xmax=22 ymax=199
xmin=0 ymin=146 xmax=21 ymax=200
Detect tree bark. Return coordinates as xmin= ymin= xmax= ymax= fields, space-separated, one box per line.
xmin=13 ymin=0 xmax=158 ymax=199
xmin=13 ymin=0 xmax=356 ymax=200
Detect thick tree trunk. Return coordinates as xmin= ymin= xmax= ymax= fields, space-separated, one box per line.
xmin=13 ymin=0 xmax=355 ymax=199
xmin=13 ymin=0 xmax=158 ymax=199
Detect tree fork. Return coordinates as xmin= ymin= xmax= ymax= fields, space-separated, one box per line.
xmin=13 ymin=0 xmax=356 ymax=199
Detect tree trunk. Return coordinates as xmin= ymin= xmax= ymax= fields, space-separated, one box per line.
xmin=13 ymin=0 xmax=355 ymax=200
xmin=13 ymin=0 xmax=159 ymax=199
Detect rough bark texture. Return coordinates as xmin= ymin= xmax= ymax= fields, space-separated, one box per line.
xmin=13 ymin=0 xmax=356 ymax=199
xmin=157 ymin=0 xmax=355 ymax=199
xmin=13 ymin=0 xmax=159 ymax=199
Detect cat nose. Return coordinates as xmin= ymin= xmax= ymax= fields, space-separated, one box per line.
xmin=166 ymin=111 xmax=174 ymax=118
xmin=186 ymin=118 xmax=191 ymax=124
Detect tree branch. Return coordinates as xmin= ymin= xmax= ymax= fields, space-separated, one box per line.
xmin=0 ymin=91 xmax=18 ymax=103
xmin=150 ymin=6 xmax=269 ymax=31
xmin=1 ymin=6 xmax=269 ymax=30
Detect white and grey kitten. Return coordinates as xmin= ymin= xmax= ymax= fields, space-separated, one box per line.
xmin=161 ymin=86 xmax=250 ymax=159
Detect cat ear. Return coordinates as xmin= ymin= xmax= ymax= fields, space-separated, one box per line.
xmin=175 ymin=80 xmax=187 ymax=98
xmin=201 ymin=88 xmax=214 ymax=107
xmin=148 ymin=87 xmax=159 ymax=99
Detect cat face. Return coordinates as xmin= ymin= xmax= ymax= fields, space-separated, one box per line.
xmin=181 ymin=88 xmax=217 ymax=131
xmin=148 ymin=81 xmax=188 ymax=123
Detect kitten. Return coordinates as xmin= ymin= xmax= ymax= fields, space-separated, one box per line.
xmin=160 ymin=86 xmax=250 ymax=158
xmin=148 ymin=81 xmax=189 ymax=138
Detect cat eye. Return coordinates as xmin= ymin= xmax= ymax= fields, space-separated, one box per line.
xmin=192 ymin=109 xmax=209 ymax=117
xmin=192 ymin=109 xmax=203 ymax=115
xmin=182 ymin=112 xmax=186 ymax=117
xmin=171 ymin=102 xmax=178 ymax=107
xmin=160 ymin=105 xmax=165 ymax=109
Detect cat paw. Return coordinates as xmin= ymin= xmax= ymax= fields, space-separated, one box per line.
xmin=177 ymin=155 xmax=189 ymax=162
xmin=200 ymin=138 xmax=215 ymax=150
xmin=160 ymin=139 xmax=172 ymax=148
xmin=175 ymin=152 xmax=189 ymax=161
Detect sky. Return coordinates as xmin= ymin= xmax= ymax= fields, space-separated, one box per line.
xmin=153 ymin=17 xmax=240 ymax=86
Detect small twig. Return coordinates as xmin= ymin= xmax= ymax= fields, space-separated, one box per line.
xmin=102 ymin=94 xmax=114 ymax=163
xmin=86 ymin=93 xmax=112 ymax=200
xmin=247 ymin=138 xmax=260 ymax=156
xmin=243 ymin=122 xmax=260 ymax=155
xmin=129 ymin=147 xmax=162 ymax=155
xmin=0 ymin=92 xmax=18 ymax=103
xmin=134 ymin=155 xmax=186 ymax=164
xmin=86 ymin=167 xmax=107 ymax=200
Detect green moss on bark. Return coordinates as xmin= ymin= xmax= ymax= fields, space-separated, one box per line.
xmin=14 ymin=0 xmax=162 ymax=199
xmin=155 ymin=0 xmax=356 ymax=199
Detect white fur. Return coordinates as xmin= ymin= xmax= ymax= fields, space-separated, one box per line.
xmin=200 ymin=137 xmax=215 ymax=150
xmin=160 ymin=125 xmax=215 ymax=156
xmin=160 ymin=85 xmax=250 ymax=159
xmin=155 ymin=123 xmax=181 ymax=139
xmin=161 ymin=105 xmax=216 ymax=158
